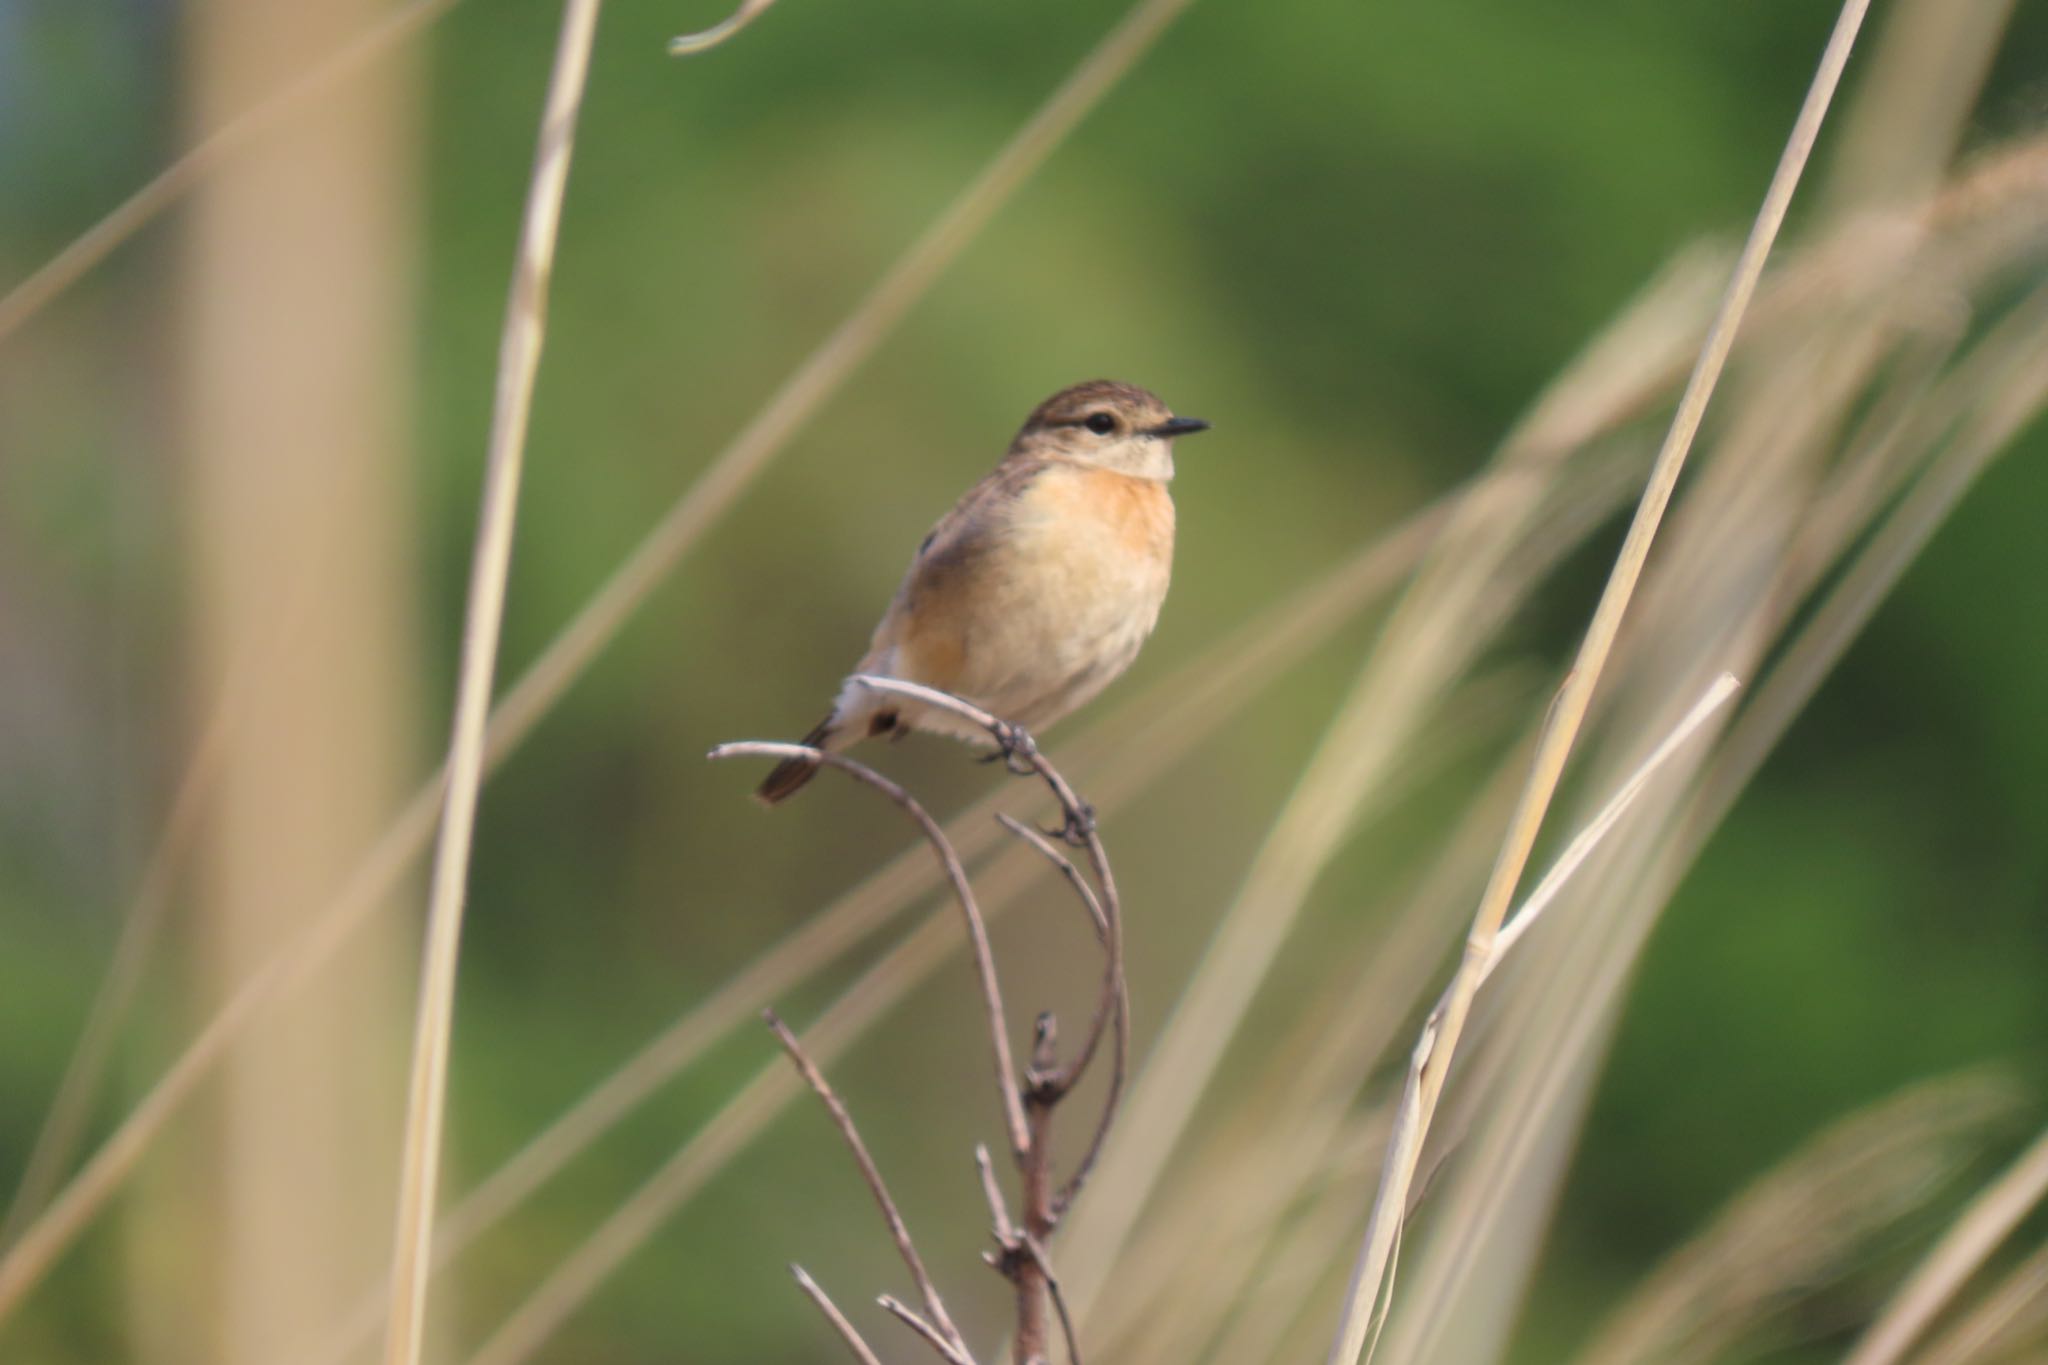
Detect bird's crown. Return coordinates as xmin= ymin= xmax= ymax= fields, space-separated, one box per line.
xmin=1008 ymin=380 xmax=1208 ymax=478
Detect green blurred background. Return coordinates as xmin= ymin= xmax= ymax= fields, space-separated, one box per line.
xmin=2 ymin=0 xmax=2046 ymax=1361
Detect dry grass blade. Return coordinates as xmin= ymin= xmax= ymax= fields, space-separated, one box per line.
xmin=0 ymin=510 xmax=366 ymax=1243
xmin=1194 ymin=1116 xmax=1390 ymax=1365
xmin=1325 ymin=5 xmax=1871 ymax=1358
xmin=1698 ymin=284 xmax=2048 ymax=829
xmin=1909 ymin=1239 xmax=2048 ymax=1365
xmin=1091 ymin=722 xmax=1533 ymax=1364
xmin=0 ymin=0 xmax=456 ymax=345
xmin=1369 ymin=281 xmax=2048 ymax=1365
xmin=380 ymin=4 xmax=603 ymax=1362
xmin=1572 ymin=1071 xmax=2021 ymax=1365
xmin=1482 ymin=674 xmax=1740 ymax=975
xmin=1844 ymin=1124 xmax=2048 ymax=1365
xmin=1328 ymin=674 xmax=1741 ymax=1364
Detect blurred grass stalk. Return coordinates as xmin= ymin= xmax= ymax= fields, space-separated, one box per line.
xmin=1329 ymin=1 xmax=1877 ymax=1355
xmin=1843 ymin=1121 xmax=2048 ymax=1365
xmin=1362 ymin=1 xmax=2033 ymax=1358
xmin=379 ymin=0 xmax=609 ymax=1360
xmin=151 ymin=0 xmax=424 ymax=1361
xmin=1571 ymin=1071 xmax=2023 ymax=1365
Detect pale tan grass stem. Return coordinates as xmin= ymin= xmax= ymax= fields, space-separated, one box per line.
xmin=1375 ymin=289 xmax=2048 ymax=1365
xmin=1824 ymin=0 xmax=2015 ymax=210
xmin=1699 ymin=287 xmax=2048 ymax=828
xmin=1845 ymin=1125 xmax=2048 ymax=1365
xmin=0 ymin=511 xmax=380 ymax=1246
xmin=1202 ymin=1119 xmax=1388 ymax=1365
xmin=1572 ymin=1072 xmax=2022 ymax=1365
xmin=1339 ymin=678 xmax=1741 ymax=1365
xmin=380 ymin=4 xmax=603 ymax=1361
xmin=1093 ymin=744 xmax=1535 ymax=1364
xmin=1910 ymin=1240 xmax=2048 ymax=1365
xmin=1326 ymin=6 xmax=1873 ymax=1357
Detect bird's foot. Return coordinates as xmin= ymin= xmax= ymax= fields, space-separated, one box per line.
xmin=977 ymin=720 xmax=1041 ymax=777
xmin=1045 ymin=801 xmax=1096 ymax=848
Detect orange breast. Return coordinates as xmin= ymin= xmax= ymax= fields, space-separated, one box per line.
xmin=1048 ymin=466 xmax=1175 ymax=563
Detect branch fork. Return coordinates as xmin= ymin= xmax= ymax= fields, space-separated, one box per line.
xmin=709 ymin=682 xmax=1129 ymax=1364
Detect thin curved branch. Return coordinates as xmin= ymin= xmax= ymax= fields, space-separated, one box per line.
xmin=1050 ymin=971 xmax=1131 ymax=1219
xmin=878 ymin=1295 xmax=977 ymax=1365
xmin=764 ymin=1011 xmax=969 ymax=1359
xmin=727 ymin=686 xmax=1131 ymax=1363
xmin=996 ymin=814 xmax=1107 ymax=939
xmin=1023 ymin=1235 xmax=1084 ymax=1365
xmin=709 ymin=742 xmax=1029 ymax=1156
xmin=989 ymin=815 xmax=1127 ymax=1213
xmin=850 ymin=678 xmax=1130 ymax=1212
xmin=791 ymin=1265 xmax=885 ymax=1365
xmin=994 ymin=815 xmax=1115 ymax=1085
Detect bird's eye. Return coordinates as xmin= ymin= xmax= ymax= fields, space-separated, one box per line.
xmin=1084 ymin=412 xmax=1118 ymax=435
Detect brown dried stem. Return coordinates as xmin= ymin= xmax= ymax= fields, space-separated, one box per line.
xmin=993 ymin=814 xmax=1119 ymax=1111
xmin=721 ymin=688 xmax=1132 ymax=1365
xmin=879 ymin=1295 xmax=977 ymax=1365
xmin=711 ymin=743 xmax=1028 ymax=1157
xmin=850 ymin=675 xmax=1130 ymax=1185
xmin=792 ymin=1265 xmax=886 ymax=1365
xmin=765 ymin=1011 xmax=969 ymax=1358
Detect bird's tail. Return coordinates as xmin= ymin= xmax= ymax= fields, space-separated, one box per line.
xmin=755 ymin=715 xmax=836 ymax=807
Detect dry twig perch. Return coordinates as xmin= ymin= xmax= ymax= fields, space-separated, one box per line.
xmin=709 ymin=682 xmax=1129 ymax=1364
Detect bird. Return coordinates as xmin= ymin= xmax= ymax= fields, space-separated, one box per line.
xmin=755 ymin=379 xmax=1209 ymax=806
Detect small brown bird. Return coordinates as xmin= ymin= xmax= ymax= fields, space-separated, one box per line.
xmin=756 ymin=380 xmax=1208 ymax=805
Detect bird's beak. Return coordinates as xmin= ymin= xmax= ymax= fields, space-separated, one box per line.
xmin=1145 ymin=416 xmax=1211 ymax=439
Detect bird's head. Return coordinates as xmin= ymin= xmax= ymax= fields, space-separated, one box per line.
xmin=1008 ymin=380 xmax=1209 ymax=480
